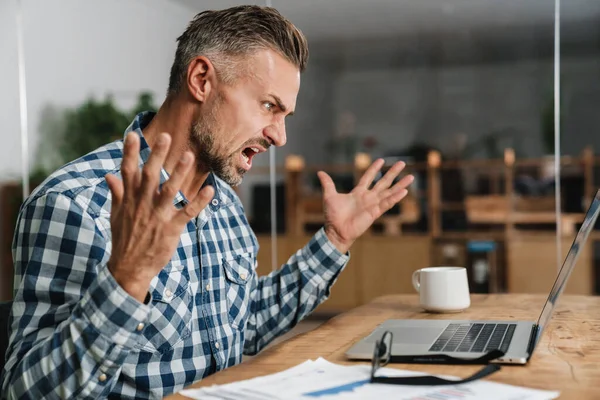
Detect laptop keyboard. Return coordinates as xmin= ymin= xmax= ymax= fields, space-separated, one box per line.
xmin=428 ymin=323 xmax=517 ymax=353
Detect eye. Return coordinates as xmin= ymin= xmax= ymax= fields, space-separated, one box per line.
xmin=263 ymin=101 xmax=275 ymax=112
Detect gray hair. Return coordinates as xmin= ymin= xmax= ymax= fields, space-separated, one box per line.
xmin=167 ymin=5 xmax=309 ymax=96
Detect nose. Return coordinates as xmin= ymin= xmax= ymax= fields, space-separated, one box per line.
xmin=264 ymin=122 xmax=286 ymax=147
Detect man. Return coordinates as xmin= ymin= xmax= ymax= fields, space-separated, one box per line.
xmin=2 ymin=5 xmax=413 ymax=399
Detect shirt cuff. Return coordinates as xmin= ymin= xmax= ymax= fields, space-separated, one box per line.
xmin=80 ymin=265 xmax=151 ymax=348
xmin=301 ymin=227 xmax=350 ymax=279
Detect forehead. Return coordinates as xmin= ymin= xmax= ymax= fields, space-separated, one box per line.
xmin=242 ymin=48 xmax=301 ymax=109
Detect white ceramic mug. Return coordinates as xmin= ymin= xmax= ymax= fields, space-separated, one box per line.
xmin=412 ymin=267 xmax=471 ymax=313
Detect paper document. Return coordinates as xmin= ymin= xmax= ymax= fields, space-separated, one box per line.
xmin=179 ymin=358 xmax=560 ymax=400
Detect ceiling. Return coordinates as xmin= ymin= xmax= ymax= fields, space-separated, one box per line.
xmin=174 ymin=0 xmax=600 ymax=42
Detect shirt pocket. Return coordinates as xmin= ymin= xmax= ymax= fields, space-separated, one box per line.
xmin=139 ymin=263 xmax=193 ymax=354
xmin=222 ymin=251 xmax=255 ymax=330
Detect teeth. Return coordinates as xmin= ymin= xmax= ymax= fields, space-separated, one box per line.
xmin=251 ymin=147 xmax=259 ymax=153
xmin=242 ymin=152 xmax=249 ymax=163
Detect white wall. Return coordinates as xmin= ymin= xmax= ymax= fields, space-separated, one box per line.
xmin=0 ymin=0 xmax=22 ymax=182
xmin=0 ymin=0 xmax=195 ymax=182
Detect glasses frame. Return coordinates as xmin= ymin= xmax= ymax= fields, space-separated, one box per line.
xmin=369 ymin=329 xmax=503 ymax=386
xmin=370 ymin=330 xmax=393 ymax=381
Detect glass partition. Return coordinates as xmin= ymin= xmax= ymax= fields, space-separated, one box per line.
xmin=559 ymin=0 xmax=600 ymax=294
xmin=265 ymin=0 xmax=566 ymax=312
xmin=6 ymin=1 xmax=582 ymax=308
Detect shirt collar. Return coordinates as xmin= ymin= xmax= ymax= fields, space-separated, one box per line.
xmin=123 ymin=111 xmax=222 ymax=210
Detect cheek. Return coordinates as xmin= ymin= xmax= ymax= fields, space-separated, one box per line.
xmin=233 ymin=112 xmax=266 ymax=143
xmin=221 ymin=95 xmax=269 ymax=147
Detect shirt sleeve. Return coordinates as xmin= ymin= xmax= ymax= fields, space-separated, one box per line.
xmin=2 ymin=192 xmax=151 ymax=399
xmin=243 ymin=227 xmax=349 ymax=355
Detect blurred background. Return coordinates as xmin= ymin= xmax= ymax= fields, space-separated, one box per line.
xmin=2 ymin=0 xmax=600 ymax=316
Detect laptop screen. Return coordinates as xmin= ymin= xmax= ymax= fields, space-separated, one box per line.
xmin=533 ymin=189 xmax=600 ymax=349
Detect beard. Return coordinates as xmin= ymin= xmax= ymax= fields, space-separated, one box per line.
xmin=190 ymin=100 xmax=246 ymax=187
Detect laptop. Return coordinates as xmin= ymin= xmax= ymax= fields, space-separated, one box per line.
xmin=346 ymin=189 xmax=600 ymax=365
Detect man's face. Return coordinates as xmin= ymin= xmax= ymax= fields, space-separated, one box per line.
xmin=191 ymin=48 xmax=300 ymax=186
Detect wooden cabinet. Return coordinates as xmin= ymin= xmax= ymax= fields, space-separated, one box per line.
xmin=255 ymin=234 xmax=432 ymax=314
xmin=507 ymin=233 xmax=593 ymax=295
xmin=256 ymin=233 xmax=595 ymax=316
xmin=358 ymin=236 xmax=431 ymax=304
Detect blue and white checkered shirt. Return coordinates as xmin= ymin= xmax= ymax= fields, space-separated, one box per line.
xmin=2 ymin=112 xmax=349 ymax=399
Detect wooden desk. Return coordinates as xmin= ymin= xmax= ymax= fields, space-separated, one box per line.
xmin=168 ymin=294 xmax=600 ymax=399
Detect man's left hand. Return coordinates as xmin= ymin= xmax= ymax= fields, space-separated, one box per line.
xmin=317 ymin=159 xmax=414 ymax=253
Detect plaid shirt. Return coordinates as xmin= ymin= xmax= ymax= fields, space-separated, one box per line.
xmin=2 ymin=112 xmax=349 ymax=399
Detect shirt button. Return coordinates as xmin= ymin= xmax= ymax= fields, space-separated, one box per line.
xmin=165 ymin=289 xmax=173 ymax=298
xmin=240 ymin=273 xmax=247 ymax=281
xmin=211 ymin=199 xmax=219 ymax=206
xmin=99 ymin=374 xmax=107 ymax=382
xmin=215 ymin=341 xmax=220 ymax=349
xmin=136 ymin=323 xmax=144 ymax=332
xmin=206 ymin=284 xmax=211 ymax=291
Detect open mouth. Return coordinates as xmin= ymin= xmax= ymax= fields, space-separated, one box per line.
xmin=240 ymin=146 xmax=262 ymax=170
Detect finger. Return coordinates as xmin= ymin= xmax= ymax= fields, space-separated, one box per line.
xmin=356 ymin=158 xmax=385 ymax=189
xmin=372 ymin=161 xmax=406 ymax=192
xmin=121 ymin=132 xmax=141 ymax=203
xmin=157 ymin=151 xmax=194 ymax=209
xmin=140 ymin=133 xmax=171 ymax=200
xmin=105 ymin=173 xmax=124 ymax=207
xmin=317 ymin=171 xmax=337 ymax=197
xmin=379 ymin=188 xmax=409 ymax=214
xmin=379 ymin=174 xmax=414 ymax=199
xmin=174 ymin=185 xmax=215 ymax=225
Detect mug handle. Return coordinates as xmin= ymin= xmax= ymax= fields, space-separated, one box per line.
xmin=412 ymin=269 xmax=421 ymax=293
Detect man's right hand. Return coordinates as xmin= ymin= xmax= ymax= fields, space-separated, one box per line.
xmin=105 ymin=132 xmax=214 ymax=303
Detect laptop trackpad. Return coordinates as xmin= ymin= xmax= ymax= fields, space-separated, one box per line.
xmin=388 ymin=327 xmax=442 ymax=345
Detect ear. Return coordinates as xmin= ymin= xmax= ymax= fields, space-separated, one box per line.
xmin=186 ymin=56 xmax=217 ymax=103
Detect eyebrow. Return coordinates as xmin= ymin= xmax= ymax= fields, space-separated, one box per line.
xmin=269 ymin=94 xmax=294 ymax=116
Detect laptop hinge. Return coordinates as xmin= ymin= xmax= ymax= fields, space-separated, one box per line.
xmin=526 ymin=324 xmax=539 ymax=360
